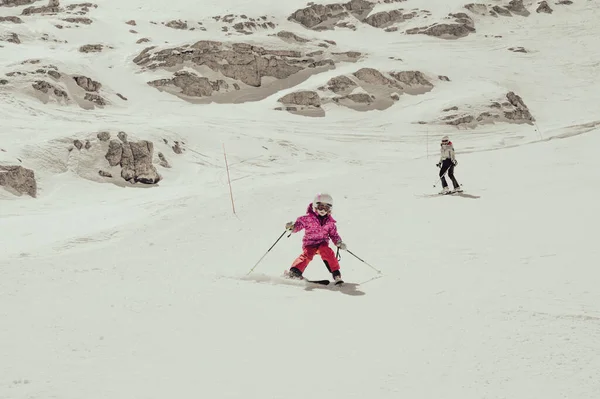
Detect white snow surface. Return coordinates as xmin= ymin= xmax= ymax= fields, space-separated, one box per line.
xmin=1 ymin=0 xmax=600 ymax=398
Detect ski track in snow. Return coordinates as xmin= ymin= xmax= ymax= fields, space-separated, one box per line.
xmin=1 ymin=0 xmax=600 ymax=398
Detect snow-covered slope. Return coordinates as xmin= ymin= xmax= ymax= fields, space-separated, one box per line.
xmin=1 ymin=0 xmax=600 ymax=398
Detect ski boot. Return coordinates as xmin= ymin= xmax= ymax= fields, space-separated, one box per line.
xmin=452 ymin=185 xmax=463 ymax=193
xmin=286 ymin=267 xmax=303 ymax=280
xmin=439 ymin=186 xmax=451 ymax=195
xmin=332 ymin=270 xmax=344 ymax=285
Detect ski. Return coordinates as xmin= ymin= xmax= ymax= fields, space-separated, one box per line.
xmin=304 ymin=278 xmax=331 ymax=286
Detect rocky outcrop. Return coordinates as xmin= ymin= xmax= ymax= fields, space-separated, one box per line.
xmin=148 ymin=71 xmax=228 ymax=98
xmin=435 ymin=91 xmax=534 ymax=127
xmin=0 ymin=165 xmax=37 ymax=197
xmin=276 ymin=30 xmax=310 ymax=43
xmin=104 ymin=133 xmax=161 ymax=184
xmin=135 ymin=40 xmax=355 ymax=103
xmin=0 ymin=16 xmax=24 ymax=23
xmin=407 ymin=13 xmax=475 ymax=39
xmin=32 ymin=80 xmax=68 ymax=99
xmin=288 ymin=0 xmax=374 ymax=30
xmin=22 ymin=4 xmax=59 ymax=15
xmin=1 ymin=32 xmax=20 ymax=44
xmin=363 ymin=9 xmax=416 ymax=28
xmin=278 ymin=91 xmax=321 ymax=107
xmin=79 ymin=44 xmax=104 ymax=53
xmin=1 ymin=0 xmax=37 ymax=6
xmin=536 ymin=1 xmax=553 ymax=13
xmin=464 ymin=1 xmax=539 ymax=17
xmin=73 ymin=75 xmax=101 ymax=91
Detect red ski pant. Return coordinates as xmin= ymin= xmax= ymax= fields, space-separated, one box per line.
xmin=291 ymin=243 xmax=340 ymax=273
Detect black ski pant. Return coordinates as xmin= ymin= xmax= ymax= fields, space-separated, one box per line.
xmin=439 ymin=159 xmax=459 ymax=189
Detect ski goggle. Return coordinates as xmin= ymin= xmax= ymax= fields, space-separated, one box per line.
xmin=441 ymin=139 xmax=449 ymax=143
xmin=315 ymin=202 xmax=332 ymax=211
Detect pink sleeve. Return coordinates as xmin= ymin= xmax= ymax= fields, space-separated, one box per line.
xmin=329 ymin=223 xmax=342 ymax=244
xmin=293 ymin=217 xmax=304 ymax=233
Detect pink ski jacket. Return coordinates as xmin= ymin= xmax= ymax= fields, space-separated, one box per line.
xmin=293 ymin=203 xmax=342 ymax=248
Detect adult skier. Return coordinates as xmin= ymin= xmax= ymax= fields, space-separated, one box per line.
xmin=436 ymin=135 xmax=462 ymax=194
xmin=284 ymin=193 xmax=347 ymax=283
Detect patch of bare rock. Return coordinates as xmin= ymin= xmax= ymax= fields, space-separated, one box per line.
xmin=3 ymin=62 xmax=118 ymax=108
xmin=406 ymin=12 xmax=475 ymax=39
xmin=288 ymin=0 xmax=425 ymax=32
xmin=434 ymin=91 xmax=535 ymax=127
xmin=0 ymin=165 xmax=37 ymax=197
xmin=276 ymin=68 xmax=436 ymax=116
xmin=464 ymin=1 xmax=556 ymax=18
xmin=135 ymin=40 xmax=362 ymax=104
xmin=0 ymin=16 xmax=23 ymax=23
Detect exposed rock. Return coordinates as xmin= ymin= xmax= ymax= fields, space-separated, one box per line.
xmin=148 ymin=71 xmax=228 ymax=98
xmin=63 ymin=17 xmax=93 ymax=24
xmin=278 ymin=91 xmax=321 ymax=107
xmin=165 ymin=19 xmax=187 ymax=29
xmin=172 ymin=142 xmax=182 ymax=154
xmin=536 ymin=1 xmax=553 ymax=13
xmin=73 ymin=75 xmax=102 ymax=91
xmin=353 ymin=68 xmax=395 ymax=86
xmin=509 ymin=46 xmax=528 ymax=53
xmin=0 ymin=79 xmax=8 ymax=85
xmin=390 ymin=71 xmax=433 ymax=87
xmin=79 ymin=44 xmax=104 ymax=53
xmin=341 ymin=93 xmax=373 ymax=103
xmin=364 ymin=9 xmax=415 ymax=28
xmin=135 ymin=41 xmax=344 ymax=102
xmin=84 ymin=93 xmax=106 ymax=106
xmin=97 ymin=131 xmax=110 ymax=141
xmin=438 ymin=75 xmax=450 ymax=81
xmin=443 ymin=106 xmax=459 ymax=112
xmin=105 ymin=140 xmax=122 ymax=166
xmin=136 ymin=38 xmax=150 ymax=44
xmin=48 ymin=0 xmax=59 ymax=6
xmin=445 ymin=115 xmax=475 ymax=125
xmin=288 ymin=0 xmax=375 ymax=30
xmin=129 ymin=141 xmax=161 ymax=184
xmin=126 ymin=19 xmax=136 ymax=26
xmin=98 ymin=170 xmax=112 ymax=178
xmin=557 ymin=0 xmax=572 ymax=4
xmin=117 ymin=131 xmax=128 ymax=143
xmin=506 ymin=0 xmax=529 ymax=16
xmin=407 ymin=23 xmax=473 ymax=39
xmin=276 ymin=30 xmax=310 ymax=43
xmin=116 ymin=93 xmax=128 ymax=100
xmin=103 ymin=138 xmax=160 ymax=184
xmin=324 ymin=75 xmax=357 ymax=94
xmin=22 ymin=4 xmax=60 ymax=15
xmin=158 ymin=152 xmax=170 ymax=168
xmin=491 ymin=5 xmax=511 ymax=16
xmin=464 ymin=3 xmax=488 ymax=15
xmin=505 ymin=91 xmax=534 ymax=122
xmin=2 ymin=32 xmax=20 ymax=44
xmin=84 ymin=140 xmax=91 ymax=149
xmin=0 ymin=165 xmax=37 ymax=197
xmin=0 ymin=16 xmax=23 ymax=23
xmin=32 ymin=80 xmax=68 ymax=98
xmin=1 ymin=0 xmax=36 ymax=6
xmin=73 ymin=139 xmax=83 ymax=150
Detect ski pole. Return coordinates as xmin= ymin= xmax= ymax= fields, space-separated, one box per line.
xmin=433 ymin=169 xmax=448 ymax=188
xmin=345 ymin=249 xmax=382 ymax=274
xmin=247 ymin=230 xmax=289 ymax=275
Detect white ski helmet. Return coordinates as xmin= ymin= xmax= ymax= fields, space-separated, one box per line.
xmin=441 ymin=135 xmax=450 ymax=142
xmin=313 ymin=193 xmax=333 ymax=216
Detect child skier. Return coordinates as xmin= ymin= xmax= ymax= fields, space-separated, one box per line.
xmin=285 ymin=193 xmax=347 ymax=283
xmin=436 ymin=135 xmax=462 ymax=194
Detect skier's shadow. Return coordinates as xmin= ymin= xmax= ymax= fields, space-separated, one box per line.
xmin=303 ymin=282 xmax=365 ymax=296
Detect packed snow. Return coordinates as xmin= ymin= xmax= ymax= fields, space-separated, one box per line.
xmin=1 ymin=0 xmax=600 ymax=398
